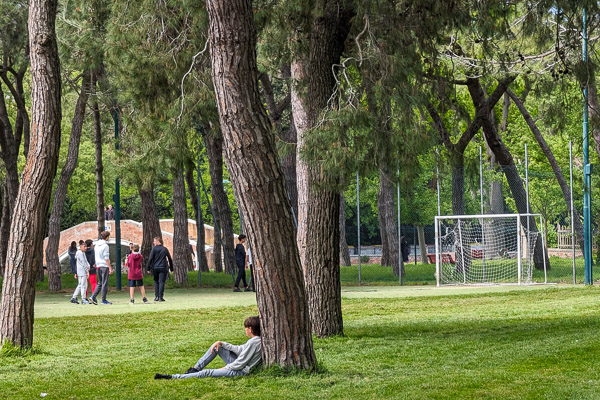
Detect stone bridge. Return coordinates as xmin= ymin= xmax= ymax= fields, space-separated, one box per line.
xmin=43 ymin=219 xmax=233 ymax=270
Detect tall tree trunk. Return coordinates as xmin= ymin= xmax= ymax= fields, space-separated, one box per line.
xmin=0 ymin=0 xmax=62 ymax=348
xmin=45 ymin=71 xmax=92 ymax=291
xmin=185 ymin=161 xmax=209 ymax=273
xmin=203 ymin=130 xmax=235 ymax=275
xmin=486 ymin=142 xmax=505 ymax=214
xmin=378 ymin=170 xmax=400 ymax=276
xmin=0 ymin=61 xmax=30 ymax=278
xmin=92 ymin=93 xmax=105 ymax=239
xmin=417 ymin=225 xmax=428 ymax=265
xmin=282 ymin=120 xmax=298 ymax=218
xmin=507 ymin=89 xmax=585 ymax=254
xmin=291 ymin=0 xmax=353 ymax=338
xmin=207 ymin=0 xmax=316 ymax=369
xmin=139 ymin=184 xmax=162 ymax=269
xmin=0 ymin=188 xmax=10 ymax=278
xmin=0 ymin=86 xmax=21 ymax=277
xmin=172 ymin=165 xmax=190 ymax=285
xmin=467 ymin=78 xmax=549 ymax=270
xmin=378 ymin=169 xmax=390 ymax=267
xmin=339 ymin=194 xmax=351 ymax=266
xmin=212 ymin=218 xmax=223 ymax=273
xmin=258 ymin=70 xmax=297 ymax=219
xmin=451 ymin=158 xmax=466 ymax=215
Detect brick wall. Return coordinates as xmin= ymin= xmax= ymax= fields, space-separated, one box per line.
xmin=43 ymin=219 xmax=228 ymax=270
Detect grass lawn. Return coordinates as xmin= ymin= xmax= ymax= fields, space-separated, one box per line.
xmin=0 ymin=256 xmax=589 ymax=293
xmin=1 ymin=285 xmax=600 ymax=399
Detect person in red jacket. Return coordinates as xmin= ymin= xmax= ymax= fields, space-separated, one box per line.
xmin=127 ymin=244 xmax=148 ymax=304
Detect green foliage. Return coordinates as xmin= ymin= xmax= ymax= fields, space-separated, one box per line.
xmin=56 ymin=0 xmax=109 ymax=72
xmin=0 ymin=1 xmax=28 ymax=70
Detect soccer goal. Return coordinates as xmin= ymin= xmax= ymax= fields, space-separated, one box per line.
xmin=434 ymin=213 xmax=547 ymax=286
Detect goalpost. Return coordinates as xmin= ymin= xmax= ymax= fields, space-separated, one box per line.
xmin=435 ymin=213 xmax=548 ymax=286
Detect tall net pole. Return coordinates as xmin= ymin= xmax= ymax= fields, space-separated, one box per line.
xmin=356 ymin=171 xmax=361 ymax=286
xmin=525 ymin=143 xmax=531 ymax=281
xmin=570 ymin=141 xmax=576 ymax=283
xmin=113 ymin=107 xmax=122 ymax=291
xmin=479 ymin=146 xmax=484 ymax=214
xmin=480 ymin=146 xmax=486 ymax=281
xmin=435 ymin=217 xmax=440 ymax=286
xmin=436 ymin=149 xmax=441 ymax=216
xmin=583 ymin=9 xmax=594 ymax=285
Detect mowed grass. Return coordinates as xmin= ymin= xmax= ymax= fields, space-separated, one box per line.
xmin=0 ymin=256 xmax=587 ymax=294
xmin=1 ymin=286 xmax=600 ymax=399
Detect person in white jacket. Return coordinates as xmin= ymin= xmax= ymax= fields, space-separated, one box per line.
xmin=90 ymin=231 xmax=113 ymax=305
xmin=70 ymin=242 xmax=90 ymax=304
xmin=154 ymin=316 xmax=262 ymax=379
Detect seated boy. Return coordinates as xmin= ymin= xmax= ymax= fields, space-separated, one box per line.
xmin=154 ymin=316 xmax=261 ymax=379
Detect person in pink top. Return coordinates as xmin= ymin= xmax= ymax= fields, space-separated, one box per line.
xmin=127 ymin=244 xmax=148 ymax=304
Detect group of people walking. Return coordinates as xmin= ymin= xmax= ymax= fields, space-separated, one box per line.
xmin=69 ymin=231 xmax=174 ymax=305
xmin=68 ymin=229 xmax=256 ymax=304
xmin=69 ymin=230 xmax=114 ymax=305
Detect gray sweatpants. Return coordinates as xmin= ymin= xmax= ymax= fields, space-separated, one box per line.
xmin=91 ymin=267 xmax=109 ymax=301
xmin=72 ymin=275 xmax=88 ymax=300
xmin=171 ymin=346 xmax=247 ymax=379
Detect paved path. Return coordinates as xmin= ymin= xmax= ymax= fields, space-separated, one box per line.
xmin=33 ymin=284 xmax=567 ymax=319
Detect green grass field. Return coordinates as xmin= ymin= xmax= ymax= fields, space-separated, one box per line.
xmin=1 ymin=256 xmax=588 ymax=294
xmin=1 ymin=284 xmax=600 ymax=399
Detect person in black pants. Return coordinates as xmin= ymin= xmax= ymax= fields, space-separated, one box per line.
xmin=146 ymin=236 xmax=173 ymax=301
xmin=233 ymin=235 xmax=249 ymax=292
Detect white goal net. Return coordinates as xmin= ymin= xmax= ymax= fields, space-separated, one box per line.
xmin=435 ymin=214 xmax=547 ymax=286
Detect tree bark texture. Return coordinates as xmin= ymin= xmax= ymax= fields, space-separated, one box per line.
xmin=0 ymin=0 xmax=62 ymax=348
xmin=378 ymin=170 xmax=401 ymax=276
xmin=45 ymin=71 xmax=91 ymax=291
xmin=203 ymin=130 xmax=235 ymax=276
xmin=282 ymin=121 xmax=298 ymax=220
xmin=291 ymin=0 xmax=353 ymax=338
xmin=339 ymin=194 xmax=351 ymax=266
xmin=0 ymin=66 xmax=30 ymax=160
xmin=185 ymin=161 xmax=209 ymax=273
xmin=139 ymin=185 xmax=162 ymax=269
xmin=0 ymin=83 xmax=23 ymax=276
xmin=417 ymin=226 xmax=428 ymax=265
xmin=377 ymin=169 xmax=390 ymax=266
xmin=258 ymin=71 xmax=297 ymax=218
xmin=207 ymin=0 xmax=316 ymax=369
xmin=172 ymin=165 xmax=191 ymax=285
xmin=486 ymin=141 xmax=505 ymax=214
xmin=92 ymin=95 xmax=105 ymax=240
xmin=507 ymin=89 xmax=585 ymax=254
xmin=0 ymin=12 xmax=29 ymax=264
xmin=467 ymin=79 xmax=549 ymax=270
xmin=0 ymin=189 xmax=11 ymax=278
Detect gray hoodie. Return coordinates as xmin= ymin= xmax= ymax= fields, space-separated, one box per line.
xmin=222 ymin=335 xmax=262 ymax=374
xmin=76 ymin=249 xmax=90 ymax=276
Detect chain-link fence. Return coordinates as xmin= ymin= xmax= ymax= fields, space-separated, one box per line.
xmin=344 ymin=143 xmax=590 ymax=286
